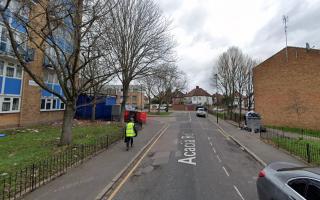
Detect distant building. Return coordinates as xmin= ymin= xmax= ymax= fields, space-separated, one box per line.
xmin=184 ymin=86 xmax=213 ymax=106
xmin=171 ymin=90 xmax=185 ymax=105
xmin=253 ymin=46 xmax=320 ymax=129
xmin=104 ymin=85 xmax=145 ymax=109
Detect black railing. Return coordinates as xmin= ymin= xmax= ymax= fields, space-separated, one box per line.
xmin=260 ymin=128 xmax=320 ymax=165
xmin=0 ymin=133 xmax=122 ymax=200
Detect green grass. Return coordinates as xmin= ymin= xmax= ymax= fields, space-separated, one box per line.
xmin=266 ymin=125 xmax=320 ymax=138
xmin=270 ymin=137 xmax=320 ymax=164
xmin=148 ymin=112 xmax=172 ymax=116
xmin=0 ymin=123 xmax=122 ymax=174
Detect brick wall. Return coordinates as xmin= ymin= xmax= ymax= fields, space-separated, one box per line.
xmin=0 ymin=113 xmax=20 ymax=128
xmin=253 ymin=47 xmax=320 ymax=130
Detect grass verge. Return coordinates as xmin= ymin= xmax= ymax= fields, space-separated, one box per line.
xmin=268 ymin=137 xmax=320 ymax=165
xmin=266 ymin=125 xmax=320 ymax=138
xmin=0 ymin=122 xmax=122 ymax=174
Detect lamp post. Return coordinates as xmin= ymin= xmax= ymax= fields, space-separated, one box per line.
xmin=140 ymin=84 xmax=143 ymax=111
xmin=214 ymin=74 xmax=219 ymax=124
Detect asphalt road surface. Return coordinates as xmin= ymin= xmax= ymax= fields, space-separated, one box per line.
xmin=112 ymin=112 xmax=262 ymax=200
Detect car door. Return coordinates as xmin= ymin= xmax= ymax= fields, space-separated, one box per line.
xmin=305 ymin=179 xmax=320 ymax=200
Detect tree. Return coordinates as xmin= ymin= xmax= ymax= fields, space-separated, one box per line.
xmin=0 ymin=0 xmax=115 ymax=144
xmin=103 ymin=0 xmax=175 ymax=123
xmin=245 ymin=58 xmax=258 ymax=111
xmin=212 ymin=47 xmax=257 ymax=124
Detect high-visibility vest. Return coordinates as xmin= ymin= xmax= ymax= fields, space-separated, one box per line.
xmin=126 ymin=122 xmax=135 ymax=137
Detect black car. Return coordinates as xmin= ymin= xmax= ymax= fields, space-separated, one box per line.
xmin=257 ymin=162 xmax=320 ymax=200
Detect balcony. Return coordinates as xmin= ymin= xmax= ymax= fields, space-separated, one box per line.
xmin=0 ymin=43 xmax=34 ymax=63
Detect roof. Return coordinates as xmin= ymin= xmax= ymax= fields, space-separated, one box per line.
xmin=185 ymin=86 xmax=211 ymax=97
xmin=172 ymin=90 xmax=185 ymax=98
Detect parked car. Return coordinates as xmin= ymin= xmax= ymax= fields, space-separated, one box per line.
xmin=159 ymin=105 xmax=167 ymax=110
xmin=257 ymin=162 xmax=320 ymax=200
xmin=196 ymin=108 xmax=207 ymax=118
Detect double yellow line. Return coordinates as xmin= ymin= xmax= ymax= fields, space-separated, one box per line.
xmin=106 ymin=124 xmax=170 ymax=200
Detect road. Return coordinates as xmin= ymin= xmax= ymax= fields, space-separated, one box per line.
xmin=111 ymin=112 xmax=262 ymax=200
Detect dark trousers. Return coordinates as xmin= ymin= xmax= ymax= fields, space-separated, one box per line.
xmin=125 ymin=137 xmax=133 ymax=148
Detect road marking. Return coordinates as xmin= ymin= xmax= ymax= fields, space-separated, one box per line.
xmin=189 ymin=112 xmax=192 ymax=122
xmin=106 ymin=125 xmax=169 ymax=200
xmin=178 ymin=133 xmax=196 ymax=166
xmin=234 ymin=185 xmax=245 ymax=200
xmin=222 ymin=166 xmax=230 ymax=177
xmin=212 ymin=147 xmax=216 ymax=153
xmin=209 ymin=142 xmax=212 ymax=146
xmin=218 ymin=128 xmax=230 ymax=140
xmin=208 ymin=136 xmax=211 ymax=141
xmin=216 ymin=155 xmax=222 ymax=163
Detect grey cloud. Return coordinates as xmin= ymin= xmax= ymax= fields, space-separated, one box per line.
xmin=248 ymin=0 xmax=320 ymax=60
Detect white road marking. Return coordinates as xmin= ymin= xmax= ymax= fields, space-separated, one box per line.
xmin=216 ymin=155 xmax=222 ymax=163
xmin=209 ymin=142 xmax=212 ymax=146
xmin=234 ymin=185 xmax=245 ymax=200
xmin=222 ymin=166 xmax=230 ymax=177
xmin=208 ymin=136 xmax=211 ymax=141
xmin=212 ymin=147 xmax=216 ymax=153
xmin=178 ymin=134 xmax=196 ymax=166
xmin=189 ymin=112 xmax=191 ymax=122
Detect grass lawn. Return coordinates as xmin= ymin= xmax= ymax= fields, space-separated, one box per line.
xmin=148 ymin=111 xmax=172 ymax=116
xmin=270 ymin=137 xmax=320 ymax=164
xmin=267 ymin=125 xmax=320 ymax=138
xmin=0 ymin=122 xmax=122 ymax=174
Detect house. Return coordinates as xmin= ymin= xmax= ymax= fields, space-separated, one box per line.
xmin=253 ymin=46 xmax=320 ymax=130
xmin=184 ymin=86 xmax=213 ymax=106
xmin=0 ymin=1 xmax=68 ymax=128
xmin=172 ymin=90 xmax=185 ymax=105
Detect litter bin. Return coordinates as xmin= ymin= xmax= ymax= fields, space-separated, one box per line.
xmin=245 ymin=111 xmax=261 ymax=133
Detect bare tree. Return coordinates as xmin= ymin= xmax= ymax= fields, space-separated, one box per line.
xmin=245 ymin=58 xmax=258 ymax=111
xmin=139 ymin=75 xmax=156 ymax=112
xmin=0 ymin=0 xmax=115 ymax=144
xmin=103 ymin=0 xmax=175 ymax=123
xmin=212 ymin=46 xmax=257 ymax=124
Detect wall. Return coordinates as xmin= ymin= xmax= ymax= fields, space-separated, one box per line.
xmin=0 ymin=113 xmax=20 ymax=128
xmin=253 ymin=47 xmax=320 ymax=130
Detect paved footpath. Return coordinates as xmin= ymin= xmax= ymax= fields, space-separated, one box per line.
xmin=23 ymin=119 xmax=165 ymax=200
xmin=207 ymin=114 xmax=305 ymax=166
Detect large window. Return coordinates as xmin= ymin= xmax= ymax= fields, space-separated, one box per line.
xmin=0 ymin=96 xmax=20 ymax=112
xmin=40 ymin=97 xmax=65 ymax=111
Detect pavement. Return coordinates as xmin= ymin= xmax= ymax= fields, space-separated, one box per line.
xmin=207 ymin=114 xmax=305 ymax=166
xmin=23 ymin=119 xmax=165 ymax=200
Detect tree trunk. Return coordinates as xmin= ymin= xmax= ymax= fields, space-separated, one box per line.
xmin=120 ymin=85 xmax=129 ymax=124
xmin=148 ymin=96 xmax=151 ymax=112
xmin=91 ymin=96 xmax=96 ymax=122
xmin=60 ymin=102 xmax=75 ymax=145
xmin=239 ymin=96 xmax=242 ymax=127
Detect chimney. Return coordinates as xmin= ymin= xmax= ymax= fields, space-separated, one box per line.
xmin=196 ymin=86 xmax=199 ymax=89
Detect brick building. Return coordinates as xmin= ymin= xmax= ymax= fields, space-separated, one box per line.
xmin=0 ymin=1 xmax=67 ymax=128
xmin=104 ymin=85 xmax=145 ymax=110
xmin=253 ymin=46 xmax=320 ymax=130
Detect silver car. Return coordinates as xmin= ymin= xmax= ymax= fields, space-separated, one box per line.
xmin=196 ymin=108 xmax=207 ymax=117
xmin=257 ymin=162 xmax=320 ymax=200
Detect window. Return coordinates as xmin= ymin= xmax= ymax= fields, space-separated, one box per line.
xmin=0 ymin=97 xmax=20 ymax=112
xmin=6 ymin=67 xmax=14 ymax=77
xmin=2 ymin=98 xmax=11 ymax=111
xmin=0 ymin=61 xmax=3 ymax=75
xmin=16 ymin=65 xmax=22 ymax=78
xmin=288 ymin=179 xmax=307 ymax=197
xmin=306 ymin=181 xmax=320 ymax=200
xmin=12 ymin=98 xmax=19 ymax=110
xmin=40 ymin=97 xmax=65 ymax=111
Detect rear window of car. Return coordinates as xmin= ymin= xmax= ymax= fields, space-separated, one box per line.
xmin=288 ymin=179 xmax=307 ymax=197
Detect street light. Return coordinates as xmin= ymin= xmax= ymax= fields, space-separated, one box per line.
xmin=214 ymin=74 xmax=219 ymax=124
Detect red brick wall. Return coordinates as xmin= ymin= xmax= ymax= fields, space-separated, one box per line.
xmin=253 ymin=47 xmax=320 ymax=130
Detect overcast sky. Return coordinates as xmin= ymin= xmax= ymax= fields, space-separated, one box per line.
xmin=156 ymin=0 xmax=320 ymax=93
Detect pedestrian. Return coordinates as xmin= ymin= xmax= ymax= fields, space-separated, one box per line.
xmin=124 ymin=117 xmax=138 ymax=151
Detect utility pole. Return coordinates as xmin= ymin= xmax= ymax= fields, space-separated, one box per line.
xmin=283 ymin=15 xmax=289 ymax=62
xmin=215 ymin=74 xmax=219 ymax=124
